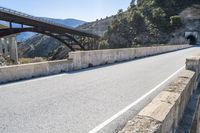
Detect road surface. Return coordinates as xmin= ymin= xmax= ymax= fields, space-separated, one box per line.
xmin=0 ymin=46 xmax=200 ymax=133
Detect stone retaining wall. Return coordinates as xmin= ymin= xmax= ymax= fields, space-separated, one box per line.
xmin=119 ymin=56 xmax=200 ymax=133
xmin=0 ymin=45 xmax=191 ymax=84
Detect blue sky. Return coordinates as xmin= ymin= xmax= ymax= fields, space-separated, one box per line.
xmin=0 ymin=0 xmax=132 ymax=22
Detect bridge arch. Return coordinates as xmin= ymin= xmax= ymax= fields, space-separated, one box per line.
xmin=0 ymin=28 xmax=86 ymax=51
xmin=0 ymin=6 xmax=100 ymax=51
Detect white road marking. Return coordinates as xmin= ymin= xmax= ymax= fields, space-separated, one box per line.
xmin=88 ymin=65 xmax=185 ymax=133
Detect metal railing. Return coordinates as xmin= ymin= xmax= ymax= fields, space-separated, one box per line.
xmin=0 ymin=6 xmax=74 ymax=30
xmin=0 ymin=6 xmax=100 ymax=37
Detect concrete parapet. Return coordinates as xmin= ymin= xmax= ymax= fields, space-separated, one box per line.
xmin=186 ymin=56 xmax=200 ymax=91
xmin=69 ymin=45 xmax=191 ymax=70
xmin=0 ymin=59 xmax=72 ymax=84
xmin=176 ymin=89 xmax=200 ymax=133
xmin=119 ymin=56 xmax=200 ymax=133
xmin=119 ymin=70 xmax=196 ymax=133
xmin=177 ymin=56 xmax=200 ymax=133
xmin=186 ymin=56 xmax=200 ymax=72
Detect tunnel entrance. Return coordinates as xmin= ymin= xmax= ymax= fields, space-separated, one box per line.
xmin=187 ymin=35 xmax=197 ymax=45
xmin=185 ymin=32 xmax=198 ymax=45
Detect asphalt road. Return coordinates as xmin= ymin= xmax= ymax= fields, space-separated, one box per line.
xmin=0 ymin=46 xmax=200 ymax=133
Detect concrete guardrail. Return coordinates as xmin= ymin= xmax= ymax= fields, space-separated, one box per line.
xmin=69 ymin=45 xmax=191 ymax=70
xmin=0 ymin=44 xmax=191 ymax=84
xmin=119 ymin=56 xmax=200 ymax=133
xmin=0 ymin=59 xmax=73 ymax=84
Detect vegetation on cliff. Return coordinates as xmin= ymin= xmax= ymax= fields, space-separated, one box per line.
xmin=100 ymin=0 xmax=200 ymax=49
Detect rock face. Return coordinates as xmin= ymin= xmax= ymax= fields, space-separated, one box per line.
xmin=180 ymin=5 xmax=200 ymax=38
xmin=18 ymin=35 xmax=69 ymax=59
xmin=17 ymin=18 xmax=86 ymax=60
xmin=0 ymin=54 xmax=6 ymax=66
xmin=17 ymin=32 xmax=36 ymax=42
xmin=170 ymin=5 xmax=200 ymax=44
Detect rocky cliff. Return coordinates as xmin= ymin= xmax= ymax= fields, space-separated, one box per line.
xmin=18 ymin=18 xmax=86 ymax=60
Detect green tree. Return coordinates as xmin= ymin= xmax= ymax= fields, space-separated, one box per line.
xmin=118 ymin=9 xmax=123 ymax=14
xmin=130 ymin=0 xmax=136 ymax=7
xmin=129 ymin=11 xmax=146 ymax=35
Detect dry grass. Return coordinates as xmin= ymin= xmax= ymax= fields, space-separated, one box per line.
xmin=19 ymin=57 xmax=47 ymax=64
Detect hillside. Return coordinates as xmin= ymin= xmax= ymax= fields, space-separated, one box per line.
xmin=18 ymin=35 xmax=60 ymax=57
xmin=18 ymin=0 xmax=200 ymax=60
xmin=180 ymin=4 xmax=200 ymax=19
xmin=17 ymin=32 xmax=36 ymax=42
xmin=101 ymin=0 xmax=200 ymax=49
xmin=77 ymin=16 xmax=114 ymax=36
xmin=18 ymin=18 xmax=86 ymax=59
xmin=41 ymin=18 xmax=86 ymax=28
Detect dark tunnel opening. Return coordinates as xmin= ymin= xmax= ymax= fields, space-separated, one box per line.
xmin=186 ymin=35 xmax=197 ymax=45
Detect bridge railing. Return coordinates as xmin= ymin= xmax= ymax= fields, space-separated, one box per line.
xmin=0 ymin=6 xmax=100 ymax=38
xmin=0 ymin=6 xmax=74 ymax=30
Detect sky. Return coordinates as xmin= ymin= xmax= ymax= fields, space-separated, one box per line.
xmin=0 ymin=0 xmax=132 ymax=22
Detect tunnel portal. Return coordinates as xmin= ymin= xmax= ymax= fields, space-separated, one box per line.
xmin=185 ymin=32 xmax=198 ymax=45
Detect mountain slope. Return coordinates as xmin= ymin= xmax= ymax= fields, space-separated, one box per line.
xmin=101 ymin=0 xmax=200 ymax=49
xmin=41 ymin=18 xmax=86 ymax=27
xmin=77 ymin=16 xmax=114 ymax=36
xmin=18 ymin=18 xmax=86 ymax=59
xmin=18 ymin=35 xmax=63 ymax=58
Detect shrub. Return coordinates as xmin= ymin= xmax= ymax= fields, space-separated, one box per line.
xmin=170 ymin=15 xmax=182 ymax=28
xmin=19 ymin=57 xmax=46 ymax=64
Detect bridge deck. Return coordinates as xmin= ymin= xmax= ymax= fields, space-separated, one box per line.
xmin=0 ymin=7 xmax=99 ymax=38
xmin=0 ymin=47 xmax=200 ymax=133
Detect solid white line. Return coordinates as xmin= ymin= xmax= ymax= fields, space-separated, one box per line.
xmin=88 ymin=65 xmax=185 ymax=133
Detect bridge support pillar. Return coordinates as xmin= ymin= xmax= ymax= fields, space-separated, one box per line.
xmin=9 ymin=35 xmax=18 ymax=64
